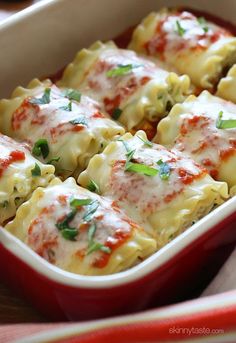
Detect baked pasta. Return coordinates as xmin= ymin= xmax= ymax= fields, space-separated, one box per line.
xmin=156 ymin=91 xmax=236 ymax=193
xmin=129 ymin=8 xmax=236 ymax=90
xmin=0 ymin=79 xmax=124 ymax=178
xmin=59 ymin=41 xmax=190 ymax=138
xmin=5 ymin=177 xmax=156 ymax=275
xmin=217 ymin=64 xmax=236 ymax=103
xmin=0 ymin=133 xmax=54 ymax=224
xmin=78 ymin=131 xmax=228 ymax=247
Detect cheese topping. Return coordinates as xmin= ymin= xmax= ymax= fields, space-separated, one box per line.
xmin=0 ymin=135 xmax=27 ymax=177
xmin=79 ymin=48 xmax=170 ymax=116
xmin=109 ymin=135 xmax=206 ymax=216
xmin=144 ymin=10 xmax=231 ymax=60
xmin=25 ymin=182 xmax=141 ymax=269
xmin=0 ymin=133 xmax=55 ymax=224
xmin=169 ymin=93 xmax=236 ymax=179
xmin=1 ymin=80 xmax=125 ymax=177
xmin=12 ymin=85 xmax=105 ymax=145
xmin=59 ymin=41 xmax=190 ymax=136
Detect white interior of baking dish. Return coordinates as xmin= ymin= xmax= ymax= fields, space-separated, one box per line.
xmin=0 ymin=0 xmax=236 ymax=287
xmin=1 ymin=0 xmax=236 ymax=98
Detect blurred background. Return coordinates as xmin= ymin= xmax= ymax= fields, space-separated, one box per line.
xmin=0 ymin=1 xmax=41 ymax=21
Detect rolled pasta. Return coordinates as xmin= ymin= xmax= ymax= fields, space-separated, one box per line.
xmin=0 ymin=133 xmax=54 ymax=224
xmin=217 ymin=64 xmax=236 ymax=103
xmin=5 ymin=177 xmax=156 ymax=275
xmin=59 ymin=41 xmax=190 ymax=138
xmin=129 ymin=8 xmax=236 ymax=90
xmin=156 ymin=91 xmax=236 ymax=193
xmin=78 ymin=131 xmax=228 ymax=247
xmin=0 ymin=79 xmax=124 ymax=178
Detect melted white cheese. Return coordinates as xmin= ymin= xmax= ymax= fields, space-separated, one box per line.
xmin=25 ymin=179 xmax=135 ymax=268
xmin=157 ymin=91 xmax=236 ymax=187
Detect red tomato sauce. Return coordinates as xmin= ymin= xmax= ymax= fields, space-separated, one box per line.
xmin=180 ymin=115 xmax=210 ymax=136
xmin=58 ymin=194 xmax=69 ymax=205
xmin=164 ymin=190 xmax=182 ymax=203
xmin=92 ymin=228 xmax=132 ymax=269
xmin=71 ymin=125 xmax=85 ymax=132
xmin=192 ymin=141 xmax=208 ymax=154
xmin=50 ymin=122 xmax=85 ymax=142
xmin=12 ymin=98 xmax=45 ymax=130
xmin=114 ymin=26 xmax=136 ymax=49
xmin=220 ymin=147 xmax=236 ymax=161
xmin=28 ymin=205 xmax=58 ymax=263
xmin=178 ymin=167 xmax=206 ymax=185
xmin=131 ymin=119 xmax=157 ymax=141
xmin=92 ymin=111 xmax=105 ymax=119
xmin=144 ymin=18 xmax=168 ymax=59
xmin=12 ymin=99 xmax=32 ymax=130
xmin=210 ymin=169 xmax=219 ymax=179
xmin=0 ymin=150 xmax=25 ymax=177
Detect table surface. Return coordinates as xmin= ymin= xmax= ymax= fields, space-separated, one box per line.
xmin=0 ymin=0 xmax=46 ymax=324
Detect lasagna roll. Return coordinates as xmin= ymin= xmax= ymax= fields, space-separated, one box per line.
xmin=5 ymin=177 xmax=156 ymax=275
xmin=156 ymin=91 xmax=236 ymax=193
xmin=129 ymin=8 xmax=236 ymax=90
xmin=0 ymin=79 xmax=124 ymax=178
xmin=59 ymin=41 xmax=190 ymax=138
xmin=217 ymin=64 xmax=236 ymax=103
xmin=78 ymin=131 xmax=227 ymax=247
xmin=0 ymin=133 xmax=54 ymax=224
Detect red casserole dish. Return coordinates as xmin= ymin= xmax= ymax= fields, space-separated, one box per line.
xmin=0 ymin=0 xmax=236 ymax=321
xmin=1 ymin=196 xmax=236 ymax=321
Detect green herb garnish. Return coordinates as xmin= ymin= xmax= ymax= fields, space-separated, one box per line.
xmin=197 ymin=17 xmax=209 ymax=33
xmin=125 ymin=148 xmax=135 ymax=162
xmin=61 ymin=228 xmax=78 ymax=241
xmin=32 ymin=139 xmax=49 ymax=159
xmin=87 ymin=180 xmax=100 ymax=193
xmin=69 ymin=116 xmax=88 ymax=126
xmin=83 ymin=200 xmax=99 ymax=222
xmin=56 ymin=209 xmax=77 ymax=241
xmin=106 ymin=64 xmax=142 ymax=77
xmin=216 ymin=111 xmax=236 ymax=129
xmin=88 ymin=222 xmax=96 ymax=243
xmin=119 ymin=138 xmax=160 ymax=177
xmin=176 ymin=20 xmax=186 ymax=36
xmin=118 ymin=138 xmax=131 ymax=153
xmin=137 ymin=135 xmax=153 ymax=147
xmin=87 ymin=241 xmax=111 ymax=255
xmin=156 ymin=159 xmax=171 ymax=180
xmin=31 ymin=163 xmax=41 ymax=177
xmin=87 ymin=223 xmax=111 ymax=255
xmin=63 ymin=89 xmax=81 ymax=102
xmin=70 ymin=198 xmax=92 ymax=208
xmin=29 ymin=88 xmax=51 ymax=105
xmin=112 ymin=108 xmax=122 ymax=120
xmin=125 ymin=162 xmax=158 ymax=176
xmin=56 ymin=209 xmax=76 ymax=230
xmin=60 ymin=101 xmax=72 ymax=112
xmin=56 ymin=198 xmax=94 ymax=241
